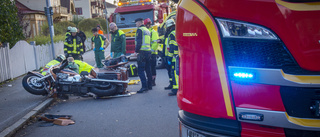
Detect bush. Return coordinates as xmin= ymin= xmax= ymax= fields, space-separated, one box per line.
xmin=95 ymin=18 xmax=108 ymax=32
xmin=0 ymin=0 xmax=24 ymax=48
xmin=78 ymin=18 xmax=100 ymax=33
xmin=72 ymin=15 xmax=84 ymax=26
xmin=41 ymin=21 xmax=76 ymax=36
xmin=27 ymin=34 xmax=65 ymax=45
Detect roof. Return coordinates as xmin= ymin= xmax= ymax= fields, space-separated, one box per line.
xmin=15 ymin=0 xmax=44 ymax=14
xmin=106 ymin=1 xmax=117 ymax=8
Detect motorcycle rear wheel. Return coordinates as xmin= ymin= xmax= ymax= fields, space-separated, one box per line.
xmin=90 ymin=84 xmax=118 ymax=97
xmin=22 ymin=74 xmax=47 ymax=95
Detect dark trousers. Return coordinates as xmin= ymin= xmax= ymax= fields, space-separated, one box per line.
xmin=137 ymin=51 xmax=152 ymax=89
xmin=165 ymin=56 xmax=172 ymax=84
xmin=151 ymin=54 xmax=157 ymax=76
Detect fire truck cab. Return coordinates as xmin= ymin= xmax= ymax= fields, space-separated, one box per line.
xmin=176 ymin=0 xmax=320 ymax=136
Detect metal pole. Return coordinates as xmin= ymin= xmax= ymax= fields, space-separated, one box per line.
xmin=104 ymin=0 xmax=109 ymax=41
xmin=46 ymin=0 xmax=56 ymax=59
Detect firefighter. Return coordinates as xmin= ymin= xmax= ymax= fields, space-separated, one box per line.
xmin=166 ymin=19 xmax=179 ymax=96
xmin=109 ymin=22 xmax=126 ymax=58
xmin=91 ymin=28 xmax=107 ymax=68
xmin=164 ymin=22 xmax=173 ymax=90
xmin=135 ymin=18 xmax=152 ymax=93
xmin=65 ymin=26 xmax=72 ymax=39
xmin=64 ymin=27 xmax=84 ymax=60
xmin=40 ymin=54 xmax=66 ymax=75
xmin=144 ymin=18 xmax=159 ymax=86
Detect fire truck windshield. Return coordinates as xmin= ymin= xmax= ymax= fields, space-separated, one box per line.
xmin=114 ymin=10 xmax=154 ymax=28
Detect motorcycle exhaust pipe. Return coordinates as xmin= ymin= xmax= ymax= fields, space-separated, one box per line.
xmin=91 ymin=79 xmax=130 ymax=83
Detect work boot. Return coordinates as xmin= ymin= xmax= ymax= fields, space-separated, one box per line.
xmin=137 ymin=88 xmax=148 ymax=93
xmin=164 ymin=84 xmax=173 ymax=90
xmin=152 ymin=78 xmax=156 ymax=86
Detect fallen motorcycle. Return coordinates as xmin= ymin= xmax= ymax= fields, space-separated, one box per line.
xmin=22 ymin=56 xmax=129 ymax=99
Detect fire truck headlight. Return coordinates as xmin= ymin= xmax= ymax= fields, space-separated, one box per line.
xmin=216 ymin=18 xmax=278 ymax=40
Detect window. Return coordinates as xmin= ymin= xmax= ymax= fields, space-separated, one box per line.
xmin=75 ymin=8 xmax=83 ymax=15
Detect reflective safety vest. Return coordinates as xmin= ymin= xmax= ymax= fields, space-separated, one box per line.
xmin=40 ymin=59 xmax=60 ymax=75
xmin=74 ymin=60 xmax=94 ymax=74
xmin=64 ymin=36 xmax=84 ymax=54
xmin=92 ymin=35 xmax=105 ymax=51
xmin=168 ymin=30 xmax=178 ymax=62
xmin=135 ymin=26 xmax=151 ymax=51
xmin=148 ymin=28 xmax=159 ymax=54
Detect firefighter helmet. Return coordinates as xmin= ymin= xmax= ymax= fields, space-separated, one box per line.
xmin=144 ymin=18 xmax=152 ymax=25
xmin=70 ymin=27 xmax=77 ymax=33
xmin=67 ymin=26 xmax=72 ymax=31
xmin=166 ymin=19 xmax=175 ymax=28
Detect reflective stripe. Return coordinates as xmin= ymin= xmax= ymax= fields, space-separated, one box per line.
xmin=173 ymin=70 xmax=179 ymax=89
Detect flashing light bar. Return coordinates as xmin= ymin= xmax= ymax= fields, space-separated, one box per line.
xmin=233 ymin=72 xmax=254 ymax=79
xmin=118 ymin=0 xmax=152 ymax=6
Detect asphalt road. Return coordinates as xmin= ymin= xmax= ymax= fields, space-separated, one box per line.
xmin=15 ymin=66 xmax=180 ymax=137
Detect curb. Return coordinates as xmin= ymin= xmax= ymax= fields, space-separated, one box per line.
xmin=0 ymin=98 xmax=54 ymax=137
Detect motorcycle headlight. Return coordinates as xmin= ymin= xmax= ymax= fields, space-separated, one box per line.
xmin=216 ymin=18 xmax=278 ymax=40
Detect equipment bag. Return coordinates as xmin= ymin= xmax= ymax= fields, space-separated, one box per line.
xmin=127 ymin=64 xmax=138 ymax=77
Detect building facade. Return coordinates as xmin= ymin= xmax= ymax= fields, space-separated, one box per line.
xmin=74 ymin=0 xmax=115 ymax=19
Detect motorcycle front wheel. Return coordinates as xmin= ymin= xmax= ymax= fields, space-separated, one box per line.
xmin=22 ymin=74 xmax=47 ymax=95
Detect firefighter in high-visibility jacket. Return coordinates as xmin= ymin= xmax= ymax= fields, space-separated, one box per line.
xmin=65 ymin=26 xmax=72 ymax=39
xmin=64 ymin=27 xmax=84 ymax=60
xmin=166 ymin=19 xmax=179 ymax=96
xmin=135 ymin=18 xmax=153 ymax=93
xmin=40 ymin=54 xmax=66 ymax=75
xmin=144 ymin=18 xmax=159 ymax=86
xmin=164 ymin=30 xmax=172 ymax=90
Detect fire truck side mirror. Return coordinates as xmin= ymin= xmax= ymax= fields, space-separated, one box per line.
xmin=109 ymin=13 xmax=114 ymax=22
xmin=158 ymin=10 xmax=163 ymax=20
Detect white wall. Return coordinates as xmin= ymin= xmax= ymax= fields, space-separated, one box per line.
xmin=74 ymin=0 xmax=91 ymax=19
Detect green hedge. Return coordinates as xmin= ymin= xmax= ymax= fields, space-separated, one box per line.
xmin=78 ymin=18 xmax=100 ymax=33
xmin=27 ymin=34 xmax=65 ymax=45
xmin=42 ymin=21 xmax=76 ymax=36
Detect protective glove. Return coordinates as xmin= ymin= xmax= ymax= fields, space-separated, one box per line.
xmin=168 ymin=61 xmax=171 ymax=65
xmin=93 ymin=48 xmax=96 ymax=51
xmin=121 ymin=54 xmax=124 ymax=56
xmin=99 ymin=47 xmax=104 ymax=51
xmin=110 ymin=52 xmax=113 ymax=58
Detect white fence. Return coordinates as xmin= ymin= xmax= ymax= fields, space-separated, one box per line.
xmin=0 ymin=39 xmax=92 ymax=83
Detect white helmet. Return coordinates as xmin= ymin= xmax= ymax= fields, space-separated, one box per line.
xmin=166 ymin=19 xmax=175 ymax=28
xmin=67 ymin=26 xmax=72 ymax=31
xmin=70 ymin=27 xmax=77 ymax=33
xmin=57 ymin=54 xmax=66 ymax=60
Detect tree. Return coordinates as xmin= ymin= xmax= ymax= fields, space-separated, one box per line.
xmin=0 ymin=0 xmax=24 ymax=48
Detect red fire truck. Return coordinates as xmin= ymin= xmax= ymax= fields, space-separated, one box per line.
xmin=109 ymin=0 xmax=171 ymax=56
xmin=176 ymin=0 xmax=320 ymax=136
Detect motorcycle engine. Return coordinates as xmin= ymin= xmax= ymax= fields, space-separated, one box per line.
xmin=57 ymin=73 xmax=82 ymax=82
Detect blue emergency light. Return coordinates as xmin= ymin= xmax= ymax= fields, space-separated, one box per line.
xmin=233 ymin=72 xmax=254 ymax=79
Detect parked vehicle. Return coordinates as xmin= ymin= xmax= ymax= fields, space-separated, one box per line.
xmin=22 ymin=57 xmax=129 ymax=99
xmin=176 ymin=0 xmax=320 ymax=136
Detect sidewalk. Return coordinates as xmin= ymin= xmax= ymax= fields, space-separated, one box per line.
xmin=0 ymin=46 xmax=110 ymax=137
